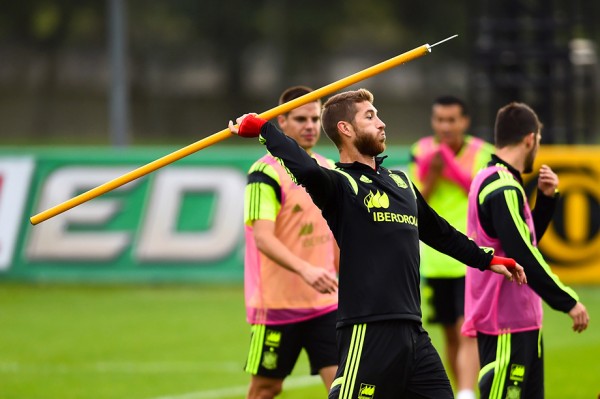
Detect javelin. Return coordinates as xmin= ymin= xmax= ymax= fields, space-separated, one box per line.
xmin=30 ymin=35 xmax=457 ymax=225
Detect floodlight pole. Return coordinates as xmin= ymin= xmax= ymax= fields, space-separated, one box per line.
xmin=108 ymin=0 xmax=130 ymax=148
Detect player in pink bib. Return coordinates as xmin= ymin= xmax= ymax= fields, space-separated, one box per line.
xmin=243 ymin=86 xmax=339 ymax=399
xmin=463 ymin=102 xmax=589 ymax=399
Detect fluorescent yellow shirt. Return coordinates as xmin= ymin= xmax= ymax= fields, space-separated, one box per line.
xmin=410 ymin=135 xmax=493 ymax=278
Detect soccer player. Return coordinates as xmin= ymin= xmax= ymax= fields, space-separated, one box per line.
xmin=462 ymin=102 xmax=590 ymax=399
xmin=410 ymin=96 xmax=493 ymax=399
xmin=230 ymin=88 xmax=526 ymax=398
xmin=243 ymin=86 xmax=339 ymax=399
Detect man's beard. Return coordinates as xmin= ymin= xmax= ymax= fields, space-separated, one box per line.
xmin=354 ymin=130 xmax=386 ymax=157
xmin=523 ymin=146 xmax=536 ymax=173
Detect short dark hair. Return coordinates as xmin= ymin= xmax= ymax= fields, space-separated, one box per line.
xmin=433 ymin=95 xmax=469 ymax=116
xmin=278 ymin=85 xmax=320 ymax=106
xmin=494 ymin=102 xmax=542 ymax=148
xmin=321 ymin=88 xmax=374 ymax=148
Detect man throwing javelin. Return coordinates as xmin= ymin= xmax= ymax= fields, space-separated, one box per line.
xmin=230 ymin=88 xmax=526 ymax=398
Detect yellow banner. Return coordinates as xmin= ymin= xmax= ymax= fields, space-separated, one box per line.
xmin=524 ymin=146 xmax=600 ymax=284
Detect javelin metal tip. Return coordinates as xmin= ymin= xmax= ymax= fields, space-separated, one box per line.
xmin=428 ymin=34 xmax=459 ymax=49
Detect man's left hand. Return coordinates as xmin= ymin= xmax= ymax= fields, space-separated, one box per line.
xmin=489 ymin=256 xmax=527 ymax=285
xmin=538 ymin=164 xmax=559 ymax=197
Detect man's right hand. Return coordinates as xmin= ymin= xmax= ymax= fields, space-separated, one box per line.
xmin=429 ymin=151 xmax=444 ymax=177
xmin=228 ymin=113 xmax=266 ymax=137
xmin=300 ymin=262 xmax=338 ymax=294
xmin=568 ymin=302 xmax=589 ymax=333
xmin=420 ymin=151 xmax=444 ymax=200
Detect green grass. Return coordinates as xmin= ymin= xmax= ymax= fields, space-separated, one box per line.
xmin=0 ymin=284 xmax=598 ymax=399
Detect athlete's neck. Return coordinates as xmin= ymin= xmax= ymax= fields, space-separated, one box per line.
xmin=339 ymin=148 xmax=376 ymax=169
xmin=495 ymin=148 xmax=526 ymax=174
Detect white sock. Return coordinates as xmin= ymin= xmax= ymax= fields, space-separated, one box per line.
xmin=456 ymin=390 xmax=476 ymax=399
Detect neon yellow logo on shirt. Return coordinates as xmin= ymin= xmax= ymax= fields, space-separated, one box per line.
xmin=372 ymin=211 xmax=418 ymax=226
xmin=364 ymin=190 xmax=389 ymax=212
xmin=360 ymin=175 xmax=373 ymax=183
xmin=389 ymin=173 xmax=408 ymax=188
xmin=299 ymin=223 xmax=314 ymax=236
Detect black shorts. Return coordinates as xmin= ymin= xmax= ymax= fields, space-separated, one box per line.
xmin=477 ymin=329 xmax=544 ymax=399
xmin=424 ymin=276 xmax=465 ymax=325
xmin=328 ymin=320 xmax=452 ymax=399
xmin=244 ymin=310 xmax=337 ymax=379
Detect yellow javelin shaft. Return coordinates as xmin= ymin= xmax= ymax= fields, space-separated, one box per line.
xmin=31 ymin=43 xmax=432 ymax=225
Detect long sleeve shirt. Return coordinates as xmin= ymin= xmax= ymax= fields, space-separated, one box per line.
xmin=477 ymin=155 xmax=578 ymax=313
xmin=259 ymin=122 xmax=494 ymax=328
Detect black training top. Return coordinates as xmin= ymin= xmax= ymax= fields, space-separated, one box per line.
xmin=477 ymin=155 xmax=578 ymax=313
xmin=259 ymin=122 xmax=493 ymax=328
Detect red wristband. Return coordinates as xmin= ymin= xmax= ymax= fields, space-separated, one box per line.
xmin=491 ymin=255 xmax=516 ymax=269
xmin=238 ymin=115 xmax=267 ymax=138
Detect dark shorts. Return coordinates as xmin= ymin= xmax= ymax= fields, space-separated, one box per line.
xmin=424 ymin=276 xmax=465 ymax=325
xmin=244 ymin=310 xmax=337 ymax=379
xmin=477 ymin=329 xmax=544 ymax=399
xmin=328 ymin=320 xmax=452 ymax=399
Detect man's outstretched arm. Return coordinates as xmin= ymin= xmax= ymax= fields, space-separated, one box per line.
xmin=230 ymin=114 xmax=337 ymax=208
xmin=414 ymin=184 xmax=526 ymax=284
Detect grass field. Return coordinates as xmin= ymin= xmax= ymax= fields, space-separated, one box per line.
xmin=0 ymin=284 xmax=598 ymax=399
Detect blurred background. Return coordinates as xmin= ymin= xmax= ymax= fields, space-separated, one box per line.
xmin=0 ymin=0 xmax=598 ymax=146
xmin=1 ymin=1 xmax=599 ymax=398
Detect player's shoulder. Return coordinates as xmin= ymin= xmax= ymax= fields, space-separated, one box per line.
xmin=248 ymin=156 xmax=280 ymax=181
xmin=478 ymin=165 xmax=524 ymax=202
xmin=249 ymin=154 xmax=276 ymax=171
xmin=481 ymin=141 xmax=495 ymax=152
xmin=310 ymin=151 xmax=336 ymax=169
xmin=466 ymin=135 xmax=494 ymax=150
xmin=413 ymin=135 xmax=435 ymax=145
xmin=381 ymin=167 xmax=413 ymax=187
xmin=411 ymin=135 xmax=435 ymax=152
xmin=386 ymin=167 xmax=409 ymax=178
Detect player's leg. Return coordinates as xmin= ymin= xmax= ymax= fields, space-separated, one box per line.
xmin=406 ymin=324 xmax=454 ymax=399
xmin=244 ymin=323 xmax=302 ymax=399
xmin=477 ymin=330 xmax=540 ymax=399
xmin=456 ymin=329 xmax=479 ymax=399
xmin=425 ymin=277 xmax=462 ymax=385
xmin=328 ymin=321 xmax=413 ymax=399
xmin=476 ymin=331 xmax=504 ymax=399
xmin=319 ymin=366 xmax=338 ymax=391
xmin=453 ymin=277 xmax=479 ymax=399
xmin=301 ymin=311 xmax=339 ymax=390
xmin=247 ymin=375 xmax=283 ymax=399
xmin=441 ymin=322 xmax=460 ymax=382
xmin=521 ymin=330 xmax=544 ymax=399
